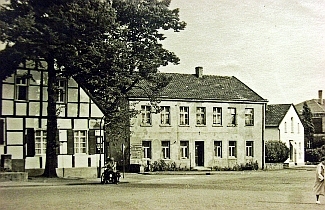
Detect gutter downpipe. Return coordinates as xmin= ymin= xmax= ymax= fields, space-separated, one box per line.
xmin=97 ymin=115 xmax=105 ymax=178
xmin=262 ymin=103 xmax=266 ymax=170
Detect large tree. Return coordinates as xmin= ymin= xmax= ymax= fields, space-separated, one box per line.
xmin=0 ymin=0 xmax=185 ymax=177
xmin=301 ymin=102 xmax=315 ymax=149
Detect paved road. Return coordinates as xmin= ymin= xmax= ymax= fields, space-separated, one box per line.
xmin=0 ymin=169 xmax=324 ymax=210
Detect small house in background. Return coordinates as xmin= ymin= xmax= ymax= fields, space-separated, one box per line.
xmin=265 ymin=104 xmax=305 ymax=166
xmin=127 ymin=67 xmax=268 ymax=170
xmin=0 ymin=60 xmax=106 ymax=178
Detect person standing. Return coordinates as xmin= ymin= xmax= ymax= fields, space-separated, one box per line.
xmin=314 ymin=157 xmax=325 ymax=204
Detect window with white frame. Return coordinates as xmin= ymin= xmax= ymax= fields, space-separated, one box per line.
xmin=141 ymin=106 xmax=151 ymax=125
xmin=35 ymin=130 xmax=47 ymax=155
xmin=56 ymin=79 xmax=67 ymax=103
xmin=161 ymin=141 xmax=170 ymax=159
xmin=15 ymin=76 xmax=28 ymax=101
xmin=228 ymin=141 xmax=237 ymax=157
xmin=291 ymin=117 xmax=294 ymax=133
xmin=214 ymin=141 xmax=222 ymax=158
xmin=227 ymin=108 xmax=236 ymax=126
xmin=180 ymin=106 xmax=189 ymax=125
xmin=160 ymin=106 xmax=170 ymax=125
xmin=245 ymin=108 xmax=254 ymax=126
xmin=196 ymin=107 xmax=206 ymax=125
xmin=246 ymin=141 xmax=254 ymax=157
xmin=213 ymin=107 xmax=222 ymax=125
xmin=284 ymin=122 xmax=287 ymax=133
xmin=74 ymin=130 xmax=87 ymax=154
xmin=297 ymin=123 xmax=300 ymax=134
xmin=142 ymin=141 xmax=152 ymax=159
xmin=180 ymin=141 xmax=189 ymax=159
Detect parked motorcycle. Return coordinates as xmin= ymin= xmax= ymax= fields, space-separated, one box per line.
xmin=101 ymin=167 xmax=121 ymax=184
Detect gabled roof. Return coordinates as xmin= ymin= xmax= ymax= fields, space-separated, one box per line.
xmin=295 ymin=99 xmax=325 ymax=115
xmin=128 ymin=73 xmax=267 ymax=102
xmin=265 ymin=104 xmax=292 ymax=127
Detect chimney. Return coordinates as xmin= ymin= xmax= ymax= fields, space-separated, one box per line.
xmin=195 ymin=66 xmax=203 ymax=78
xmin=319 ymin=90 xmax=323 ymax=105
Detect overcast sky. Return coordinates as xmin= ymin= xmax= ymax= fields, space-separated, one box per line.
xmin=159 ymin=0 xmax=325 ymax=104
xmin=1 ymin=0 xmax=324 ymax=104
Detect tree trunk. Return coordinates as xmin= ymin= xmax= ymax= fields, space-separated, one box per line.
xmin=43 ymin=57 xmax=58 ymax=177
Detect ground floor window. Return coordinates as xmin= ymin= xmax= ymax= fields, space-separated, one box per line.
xmin=142 ymin=141 xmax=152 ymax=159
xmin=245 ymin=141 xmax=254 ymax=157
xmin=74 ymin=130 xmax=87 ymax=154
xmin=161 ymin=141 xmax=170 ymax=159
xmin=228 ymin=141 xmax=237 ymax=157
xmin=180 ymin=141 xmax=189 ymax=159
xmin=35 ymin=130 xmax=47 ymax=155
xmin=214 ymin=141 xmax=222 ymax=158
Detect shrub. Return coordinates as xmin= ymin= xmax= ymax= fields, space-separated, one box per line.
xmin=265 ymin=141 xmax=289 ymax=163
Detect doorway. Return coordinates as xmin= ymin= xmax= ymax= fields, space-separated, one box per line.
xmin=195 ymin=141 xmax=204 ymax=166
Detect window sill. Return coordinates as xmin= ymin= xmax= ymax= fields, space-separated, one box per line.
xmin=228 ymin=157 xmax=237 ymax=159
xmin=179 ymin=125 xmax=190 ymax=127
xmin=227 ymin=125 xmax=237 ymax=127
xmin=212 ymin=125 xmax=223 ymax=127
xmin=245 ymin=125 xmax=254 ymax=127
xmin=140 ymin=124 xmax=152 ymax=127
xmin=195 ymin=125 xmax=206 ymax=127
xmin=159 ymin=125 xmax=172 ymax=127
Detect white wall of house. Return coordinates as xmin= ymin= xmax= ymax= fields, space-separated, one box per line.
xmin=265 ymin=105 xmax=305 ymax=166
xmin=129 ymin=99 xmax=266 ymax=169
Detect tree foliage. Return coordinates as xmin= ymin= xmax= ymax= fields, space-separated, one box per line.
xmin=0 ymin=0 xmax=186 ymax=177
xmin=301 ymin=102 xmax=315 ymax=148
xmin=265 ymin=141 xmax=290 ymax=163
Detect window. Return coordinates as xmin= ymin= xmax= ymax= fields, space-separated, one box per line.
xmin=161 ymin=141 xmax=170 ymax=159
xmin=180 ymin=106 xmax=189 ymax=125
xmin=160 ymin=106 xmax=170 ymax=125
xmin=297 ymin=123 xmax=300 ymax=134
xmin=291 ymin=117 xmax=294 ymax=133
xmin=246 ymin=141 xmax=254 ymax=157
xmin=228 ymin=141 xmax=237 ymax=157
xmin=213 ymin=107 xmax=222 ymax=126
xmin=96 ymin=136 xmax=104 ymax=154
xmin=35 ymin=130 xmax=47 ymax=155
xmin=245 ymin=108 xmax=254 ymax=126
xmin=214 ymin=141 xmax=222 ymax=158
xmin=15 ymin=76 xmax=28 ymax=100
xmin=142 ymin=141 xmax=152 ymax=159
xmin=57 ymin=79 xmax=67 ymax=103
xmin=227 ymin=108 xmax=236 ymax=126
xmin=180 ymin=141 xmax=189 ymax=159
xmin=196 ymin=107 xmax=206 ymax=125
xmin=284 ymin=122 xmax=287 ymax=133
xmin=141 ymin=106 xmax=151 ymax=125
xmin=74 ymin=130 xmax=87 ymax=154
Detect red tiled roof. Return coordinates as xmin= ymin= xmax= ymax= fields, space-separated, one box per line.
xmin=128 ymin=73 xmax=267 ymax=102
xmin=265 ymin=104 xmax=292 ymax=126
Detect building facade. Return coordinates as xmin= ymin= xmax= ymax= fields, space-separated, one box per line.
xmin=265 ymin=104 xmax=305 ymax=166
xmin=128 ymin=67 xmax=268 ymax=170
xmin=295 ymin=90 xmax=325 ymax=149
xmin=0 ymin=60 xmax=106 ymax=178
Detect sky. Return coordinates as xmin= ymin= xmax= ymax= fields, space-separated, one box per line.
xmin=0 ymin=0 xmax=324 ymax=104
xmin=159 ymin=0 xmax=325 ymax=104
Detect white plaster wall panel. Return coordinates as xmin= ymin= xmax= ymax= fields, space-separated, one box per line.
xmin=7 ymin=132 xmax=24 ymax=144
xmin=42 ymin=87 xmax=48 ymax=101
xmin=68 ymin=88 xmax=78 ymax=102
xmin=74 ymin=154 xmax=88 ymax=167
xmin=2 ymin=84 xmax=14 ymax=99
xmin=57 ymin=119 xmax=71 ymax=129
xmin=7 ymin=146 xmax=24 ymax=159
xmin=67 ymin=103 xmax=78 ymax=117
xmin=29 ymin=102 xmax=41 ymax=116
xmin=7 ymin=118 xmax=23 ymax=130
xmin=42 ymin=102 xmax=47 ymax=115
xmin=25 ymin=156 xmax=41 ymax=169
xmin=79 ymin=103 xmax=90 ymax=117
xmin=74 ymin=119 xmax=88 ymax=130
xmin=59 ymin=142 xmax=67 ymax=154
xmin=91 ymin=103 xmax=102 ymax=118
xmin=29 ymin=86 xmax=41 ymax=100
xmin=2 ymin=100 xmax=14 ymax=115
xmin=58 ymin=155 xmax=72 ymax=168
xmin=79 ymin=88 xmax=89 ymax=102
xmin=15 ymin=103 xmax=27 ymax=116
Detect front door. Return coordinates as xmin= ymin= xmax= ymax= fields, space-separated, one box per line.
xmin=195 ymin=141 xmax=204 ymax=166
